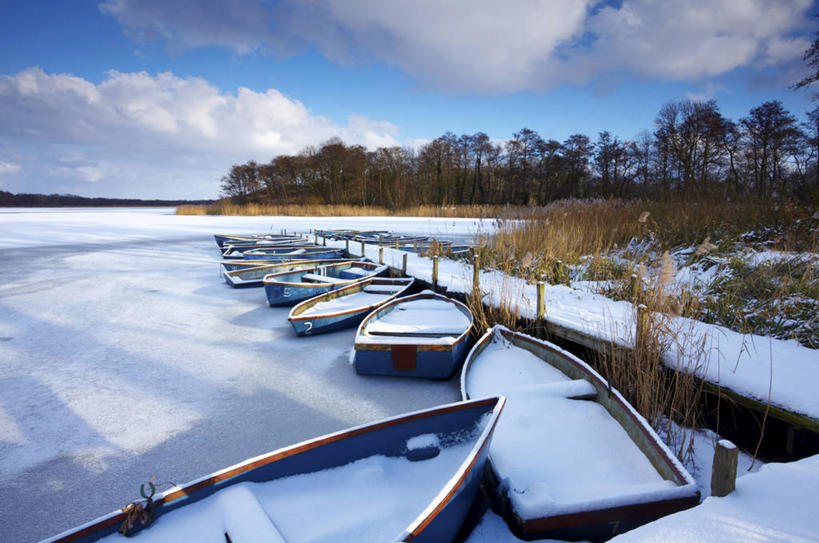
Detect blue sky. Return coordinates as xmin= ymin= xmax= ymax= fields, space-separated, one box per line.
xmin=0 ymin=0 xmax=817 ymax=198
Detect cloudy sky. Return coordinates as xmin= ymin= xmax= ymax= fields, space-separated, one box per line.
xmin=1 ymin=0 xmax=817 ymax=199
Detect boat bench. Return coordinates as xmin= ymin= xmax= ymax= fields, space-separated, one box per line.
xmin=215 ymin=484 xmax=287 ymax=543
xmin=301 ymin=273 xmax=349 ymax=284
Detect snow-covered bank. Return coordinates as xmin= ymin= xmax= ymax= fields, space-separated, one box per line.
xmin=342 ymin=239 xmax=819 ymax=424
xmin=608 ymin=454 xmax=819 ymax=542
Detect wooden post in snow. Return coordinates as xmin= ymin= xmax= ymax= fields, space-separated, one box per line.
xmin=432 ymin=256 xmax=439 ymax=291
xmin=711 ymin=439 xmax=738 ymax=497
xmin=395 ymin=240 xmax=399 ymax=250
xmin=537 ymin=281 xmax=546 ymax=338
xmin=345 ymin=239 xmax=349 ymax=256
xmin=379 ymin=247 xmax=384 ymax=265
xmin=402 ymin=253 xmax=408 ymax=276
xmin=631 ymin=273 xmax=641 ymax=302
xmin=636 ymin=304 xmax=648 ymax=349
xmin=322 ymin=235 xmax=326 ymax=246
xmin=360 ymin=240 xmax=365 ymax=258
xmin=314 ymin=232 xmax=318 ymax=245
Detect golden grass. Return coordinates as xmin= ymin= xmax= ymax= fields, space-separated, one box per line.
xmin=175 ymin=199 xmax=509 ymax=218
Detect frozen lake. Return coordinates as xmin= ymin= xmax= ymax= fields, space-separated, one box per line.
xmin=0 ymin=208 xmax=492 ymax=542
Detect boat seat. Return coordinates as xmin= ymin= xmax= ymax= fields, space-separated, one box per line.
xmin=214 ymin=484 xmax=287 ymax=543
xmin=362 ymin=285 xmax=401 ymax=294
xmin=301 ymin=273 xmax=349 ymax=284
xmin=342 ymin=266 xmax=372 ymax=277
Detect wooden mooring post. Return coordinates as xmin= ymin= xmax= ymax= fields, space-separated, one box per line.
xmin=711 ymin=439 xmax=738 ymax=497
xmin=314 ymin=232 xmax=318 ymax=245
xmin=402 ymin=253 xmax=408 ymax=276
xmin=636 ymin=303 xmax=648 ymax=347
xmin=537 ymin=281 xmax=546 ymax=338
xmin=345 ymin=239 xmax=349 ymax=255
xmin=322 ymin=235 xmax=326 ymax=246
xmin=360 ymin=240 xmax=365 ymax=257
xmin=379 ymin=247 xmax=384 ymax=264
xmin=432 ymin=256 xmax=439 ymax=291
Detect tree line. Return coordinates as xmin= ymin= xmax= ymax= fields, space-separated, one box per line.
xmin=0 ymin=191 xmax=214 ymax=207
xmin=220 ymin=99 xmax=819 ymax=207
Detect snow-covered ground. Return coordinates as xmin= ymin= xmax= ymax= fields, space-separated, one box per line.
xmin=1 ymin=208 xmax=815 ymax=542
xmin=0 ymin=208 xmax=488 ymax=543
xmin=341 ymin=238 xmax=819 ymax=424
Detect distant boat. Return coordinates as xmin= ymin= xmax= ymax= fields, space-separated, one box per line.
xmin=241 ymin=246 xmax=346 ymax=261
xmin=43 ymin=397 xmax=506 ymax=543
xmin=460 ymin=325 xmax=700 ymax=541
xmin=214 ymin=233 xmax=304 ymax=248
xmin=288 ymin=277 xmax=415 ymax=335
xmin=263 ymin=261 xmax=389 ymax=306
xmin=354 ymin=291 xmax=473 ymax=379
xmin=221 ymin=259 xmax=358 ymax=289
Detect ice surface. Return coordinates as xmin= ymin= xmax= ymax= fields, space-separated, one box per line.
xmin=0 ymin=209 xmax=471 ymax=543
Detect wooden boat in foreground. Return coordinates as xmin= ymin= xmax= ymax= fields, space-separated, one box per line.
xmin=460 ymin=325 xmax=700 ymax=541
xmin=354 ymin=291 xmax=473 ymax=379
xmin=221 ymin=259 xmax=357 ymax=289
xmin=288 ymin=277 xmax=415 ymax=335
xmin=263 ymin=261 xmax=388 ymax=306
xmin=44 ymin=397 xmax=506 ymax=543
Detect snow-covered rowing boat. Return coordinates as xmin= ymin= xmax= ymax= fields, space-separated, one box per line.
xmin=460 ymin=325 xmax=700 ymax=541
xmin=354 ymin=291 xmax=473 ymax=379
xmin=221 ymin=259 xmax=357 ymax=289
xmin=240 ymin=246 xmax=345 ymax=261
xmin=263 ymin=261 xmax=388 ymax=306
xmin=43 ymin=397 xmax=506 ymax=543
xmin=214 ymin=233 xmax=305 ymax=248
xmin=288 ymin=277 xmax=415 ymax=335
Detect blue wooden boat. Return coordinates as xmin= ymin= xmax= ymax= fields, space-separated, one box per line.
xmin=221 ymin=244 xmax=321 ymax=259
xmin=242 ymin=246 xmax=345 ymax=261
xmin=263 ymin=261 xmax=388 ymax=306
xmin=43 ymin=397 xmax=506 ymax=543
xmin=288 ymin=277 xmax=415 ymax=335
xmin=460 ymin=325 xmax=700 ymax=541
xmin=222 ymin=259 xmax=357 ymax=289
xmin=354 ymin=291 xmax=473 ymax=379
xmin=214 ymin=233 xmax=304 ymax=248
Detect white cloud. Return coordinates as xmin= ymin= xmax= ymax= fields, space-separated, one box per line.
xmin=0 ymin=160 xmax=21 ymax=176
xmin=0 ymin=67 xmax=400 ymax=198
xmin=100 ymin=0 xmax=814 ymax=92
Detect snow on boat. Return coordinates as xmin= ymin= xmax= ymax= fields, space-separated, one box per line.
xmin=241 ymin=246 xmax=345 ymax=261
xmin=222 ymin=259 xmax=358 ymax=289
xmin=288 ymin=277 xmax=415 ymax=335
xmin=354 ymin=291 xmax=473 ymax=379
xmin=460 ymin=325 xmax=700 ymax=541
xmin=263 ymin=261 xmax=389 ymax=306
xmin=43 ymin=397 xmax=506 ymax=543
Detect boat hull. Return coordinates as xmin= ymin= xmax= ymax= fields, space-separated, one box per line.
xmin=355 ymin=340 xmax=471 ymax=379
xmin=264 ymin=262 xmax=388 ymax=306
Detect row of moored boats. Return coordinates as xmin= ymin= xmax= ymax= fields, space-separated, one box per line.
xmin=45 ymin=231 xmax=701 ymax=543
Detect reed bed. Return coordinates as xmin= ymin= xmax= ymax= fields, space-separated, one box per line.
xmin=176 ymin=200 xmax=509 ymax=218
